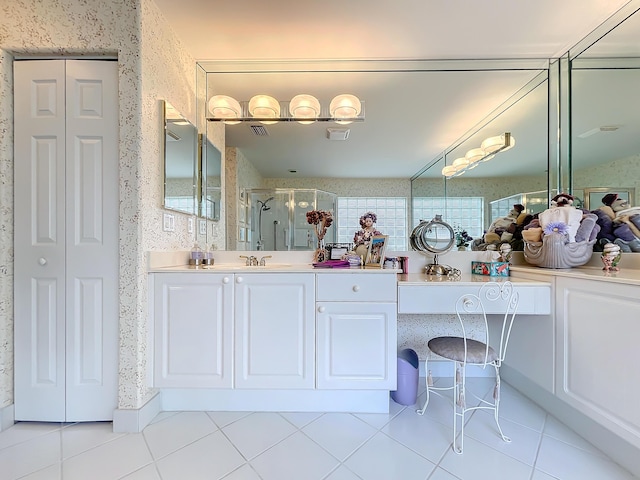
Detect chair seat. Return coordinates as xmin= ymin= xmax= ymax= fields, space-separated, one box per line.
xmin=428 ymin=336 xmax=498 ymax=364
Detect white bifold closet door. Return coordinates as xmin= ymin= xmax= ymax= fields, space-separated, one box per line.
xmin=14 ymin=59 xmax=119 ymax=422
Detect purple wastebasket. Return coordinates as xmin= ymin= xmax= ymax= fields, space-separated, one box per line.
xmin=390 ymin=348 xmax=419 ymax=406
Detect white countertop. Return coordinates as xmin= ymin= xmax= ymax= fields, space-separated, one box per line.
xmin=398 ymin=272 xmax=550 ymax=286
xmin=510 ymin=264 xmax=640 ymax=286
xmin=149 ymin=264 xmax=400 ymax=274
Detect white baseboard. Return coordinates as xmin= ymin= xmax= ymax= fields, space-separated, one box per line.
xmin=112 ymin=391 xmax=161 ymax=433
xmin=0 ymin=404 xmax=14 ymax=432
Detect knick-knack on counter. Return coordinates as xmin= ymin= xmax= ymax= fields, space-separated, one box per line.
xmin=601 ymin=242 xmax=621 ymax=272
xmin=307 ymin=210 xmax=333 ymax=263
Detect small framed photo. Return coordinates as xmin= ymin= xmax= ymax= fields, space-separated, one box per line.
xmin=365 ymin=235 xmax=388 ymax=268
xmin=583 ymin=187 xmax=635 ymax=210
xmin=238 ymin=226 xmax=246 ymax=242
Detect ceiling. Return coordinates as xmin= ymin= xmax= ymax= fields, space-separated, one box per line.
xmin=153 ymin=0 xmax=637 ymax=179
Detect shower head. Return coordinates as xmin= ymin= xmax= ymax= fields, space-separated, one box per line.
xmin=258 ymin=197 xmax=275 ymax=211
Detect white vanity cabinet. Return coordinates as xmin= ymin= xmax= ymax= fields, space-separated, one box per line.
xmin=316 ymin=273 xmax=397 ymax=389
xmin=151 ymin=273 xmax=233 ymax=388
xmin=234 ymin=273 xmax=315 ymax=389
xmin=555 ymin=276 xmax=640 ymax=449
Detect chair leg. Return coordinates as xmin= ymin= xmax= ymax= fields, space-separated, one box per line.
xmin=453 ymin=362 xmax=466 ymax=454
xmin=493 ymin=365 xmax=511 ymax=444
xmin=416 ymin=359 xmax=431 ymax=415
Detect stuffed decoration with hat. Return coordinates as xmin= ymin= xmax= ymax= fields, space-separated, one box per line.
xmin=592 ymin=193 xmax=640 ymax=252
xmin=538 ymin=193 xmax=586 ymax=242
xmin=471 ymin=204 xmax=530 ymax=251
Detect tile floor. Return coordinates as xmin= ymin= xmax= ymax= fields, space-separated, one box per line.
xmin=1 ymin=378 xmax=637 ymax=480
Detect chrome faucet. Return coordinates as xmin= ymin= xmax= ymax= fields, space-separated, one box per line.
xmin=259 ymin=255 xmax=272 ymax=266
xmin=239 ymin=255 xmax=258 ymax=266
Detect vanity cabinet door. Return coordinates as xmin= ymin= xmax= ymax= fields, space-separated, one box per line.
xmin=234 ymin=273 xmax=315 ymax=389
xmin=152 ymin=273 xmax=233 ymax=388
xmin=316 ymin=302 xmax=397 ymax=390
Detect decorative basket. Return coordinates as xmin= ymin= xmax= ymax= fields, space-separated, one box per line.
xmin=523 ymin=232 xmax=595 ymax=269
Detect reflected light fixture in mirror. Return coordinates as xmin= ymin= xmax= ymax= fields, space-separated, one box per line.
xmin=289 ymin=94 xmax=321 ymax=124
xmin=330 ymin=94 xmax=362 ymax=124
xmin=442 ymin=132 xmax=515 ymax=178
xmin=208 ymin=95 xmax=242 ymax=125
xmin=249 ymin=94 xmax=280 ymax=124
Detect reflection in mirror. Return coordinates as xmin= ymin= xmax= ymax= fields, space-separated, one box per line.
xmin=163 ymin=101 xmax=197 ymax=216
xmin=202 ymin=138 xmax=222 ymax=221
xmin=570 ymin=9 xmax=640 ymax=252
xmin=411 ymin=73 xmax=549 ymax=252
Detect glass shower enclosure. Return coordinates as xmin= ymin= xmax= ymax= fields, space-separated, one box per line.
xmin=246 ymin=188 xmax=337 ymax=251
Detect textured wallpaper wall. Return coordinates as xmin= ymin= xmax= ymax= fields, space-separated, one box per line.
xmin=0 ymin=0 xmax=196 ymax=412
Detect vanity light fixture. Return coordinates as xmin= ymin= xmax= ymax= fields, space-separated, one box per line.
xmin=442 ymin=132 xmax=515 ymax=178
xmin=248 ymin=95 xmax=281 ymax=125
xmin=289 ymin=94 xmax=321 ymax=124
xmin=207 ymin=93 xmax=364 ymax=124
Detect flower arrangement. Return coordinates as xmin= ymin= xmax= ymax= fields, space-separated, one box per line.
xmin=454 ymin=227 xmax=473 ymax=248
xmin=543 ymin=221 xmax=568 ymax=236
xmin=306 ymin=210 xmax=333 ymax=262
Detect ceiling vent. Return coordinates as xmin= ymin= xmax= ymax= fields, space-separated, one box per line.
xmin=166 ymin=130 xmax=181 ymax=141
xmin=249 ymin=124 xmax=269 ymax=136
xmin=326 ymin=128 xmax=350 ymax=141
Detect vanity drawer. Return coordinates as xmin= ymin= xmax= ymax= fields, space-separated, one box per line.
xmin=317 ymin=273 xmax=397 ymax=302
xmin=398 ymin=284 xmax=550 ymax=315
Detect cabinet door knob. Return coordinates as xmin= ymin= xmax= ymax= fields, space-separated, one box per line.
xmin=38 ymin=257 xmax=47 ymax=266
xmin=223 ymin=277 xmax=230 ymax=284
xmin=236 ymin=276 xmax=243 ymax=283
xmin=352 ymin=285 xmax=360 ymax=292
xmin=317 ymin=306 xmax=325 ymax=313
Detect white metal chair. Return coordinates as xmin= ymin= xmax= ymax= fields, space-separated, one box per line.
xmin=416 ymin=281 xmax=519 ymax=454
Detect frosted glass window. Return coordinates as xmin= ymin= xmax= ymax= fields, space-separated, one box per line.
xmin=337 ymin=197 xmax=408 ymax=251
xmin=412 ymin=197 xmax=484 ymax=240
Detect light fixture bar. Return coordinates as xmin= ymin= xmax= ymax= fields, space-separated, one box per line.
xmin=207 ymin=100 xmax=365 ymax=123
xmin=442 ymin=132 xmax=514 ymax=178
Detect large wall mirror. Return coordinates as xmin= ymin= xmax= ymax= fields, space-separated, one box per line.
xmin=411 ymin=71 xmax=549 ymax=245
xmin=570 ymin=9 xmax=640 ymax=217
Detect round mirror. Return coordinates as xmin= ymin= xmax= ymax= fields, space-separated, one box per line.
xmin=410 ymin=215 xmax=455 ymax=254
xmin=410 ymin=215 xmax=456 ymax=276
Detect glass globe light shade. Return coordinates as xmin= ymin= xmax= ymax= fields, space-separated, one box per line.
xmin=441 ymin=165 xmax=457 ymax=177
xmin=208 ymin=95 xmax=242 ymax=124
xmin=452 ymin=157 xmax=469 ymax=171
xmin=330 ymin=94 xmax=361 ymax=125
xmin=249 ymin=95 xmax=281 ymax=124
xmin=481 ymin=134 xmax=516 ymax=154
xmin=465 ymin=147 xmax=486 ymax=164
xmin=289 ymin=94 xmax=321 ymax=124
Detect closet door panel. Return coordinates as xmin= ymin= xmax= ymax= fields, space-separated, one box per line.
xmin=14 ymin=60 xmax=67 ymax=421
xmin=65 ymin=60 xmax=119 ymax=421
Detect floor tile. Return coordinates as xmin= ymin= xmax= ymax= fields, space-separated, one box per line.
xmin=61 ymin=421 xmax=126 ymax=459
xmin=381 ymin=406 xmax=452 ymax=464
xmin=464 ymin=409 xmax=542 ymax=466
xmin=120 ymin=463 xmax=163 ymax=479
xmin=302 ymin=413 xmax=377 ymax=461
xmin=344 ymin=431 xmax=436 ymax=480
xmin=542 ymin=414 xmax=606 ymax=457
xmin=0 ymin=422 xmax=61 ymax=450
xmin=221 ymin=463 xmax=262 ymax=479
xmin=280 ymin=411 xmax=323 ymax=429
xmin=156 ymin=430 xmax=245 ymax=480
xmin=143 ymin=411 xmax=217 ymax=459
xmin=15 ymin=463 xmax=61 ymax=480
xmin=535 ymin=434 xmax=636 ymax=480
xmin=439 ymin=435 xmax=533 ymax=480
xmin=0 ymin=430 xmax=60 ymax=480
xmin=324 ymin=465 xmax=363 ymax=480
xmin=428 ymin=467 xmax=462 ymax=480
xmin=353 ymin=398 xmax=405 ymax=430
xmin=222 ymin=412 xmax=297 ymax=460
xmin=62 ymin=433 xmax=153 ymax=480
xmin=250 ymin=431 xmax=339 ymax=480
xmin=206 ymin=411 xmax=252 ymax=428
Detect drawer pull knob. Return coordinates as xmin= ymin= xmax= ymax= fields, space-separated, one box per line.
xmin=352 ymin=285 xmax=360 ymax=292
xmin=223 ymin=277 xmax=230 ymax=284
xmin=236 ymin=277 xmax=243 ymax=283
xmin=318 ymin=306 xmax=325 ymax=313
xmin=38 ymin=257 xmax=47 ymax=266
